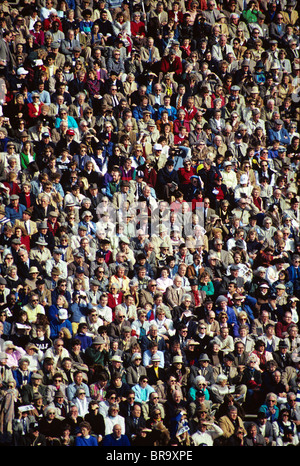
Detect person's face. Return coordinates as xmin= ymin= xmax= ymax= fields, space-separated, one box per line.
xmin=221 ymin=327 xmax=229 ymax=338
xmin=132 ymin=405 xmax=141 ymax=418
xmin=229 ymin=410 xmax=238 ymax=421
xmin=55 ymin=340 xmax=64 ymax=352
xmin=75 ymin=372 xmax=84 ymax=385
xmin=30 ymin=295 xmax=39 ymax=308
xmin=173 ymin=392 xmax=181 ymax=404
xmin=140 ymin=378 xmax=148 ymax=388
xmin=273 ymin=371 xmax=282 ymax=384
xmin=249 ymin=425 xmax=257 ymax=437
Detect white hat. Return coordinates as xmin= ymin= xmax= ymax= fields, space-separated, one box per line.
xmin=153 ymin=143 xmax=163 ymax=151
xmin=58 ymin=308 xmax=68 ymax=320
xmin=240 ymin=174 xmax=248 ymax=184
xmin=17 ymin=67 xmax=29 ymax=76
xmin=131 ymin=352 xmax=142 ymax=361
xmin=151 ymin=354 xmax=161 ymax=362
xmin=158 ymin=224 xmax=168 ymax=233
xmin=173 ymin=355 xmax=183 ymax=364
xmin=111 ymin=355 xmax=122 ymax=363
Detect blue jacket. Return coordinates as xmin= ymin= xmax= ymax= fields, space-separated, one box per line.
xmin=49 ymin=317 xmax=73 ymax=340
xmin=78 ymin=220 xmax=97 ymax=237
xmin=75 ymin=435 xmax=99 ymax=446
xmin=132 ymin=104 xmax=155 ymax=121
xmin=12 ymin=368 xmax=33 ymax=389
xmin=51 ymin=289 xmax=72 ymax=306
xmin=268 ymin=127 xmax=290 ymax=145
xmin=55 ymin=115 xmax=78 ymax=129
xmin=215 ymin=306 xmax=238 ymax=327
xmin=69 ymin=301 xmax=92 ymax=323
xmin=102 ymin=434 xmax=130 ymax=446
xmin=157 ymin=104 xmax=177 ymax=121
xmin=258 ymin=403 xmax=279 ymax=422
xmin=132 ymin=383 xmax=155 ymax=403
xmin=74 ymin=332 xmax=93 ymax=351
xmin=5 ymin=203 xmax=26 ymax=225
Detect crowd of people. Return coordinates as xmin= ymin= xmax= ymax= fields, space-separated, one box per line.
xmin=0 ymin=0 xmax=298 ymax=448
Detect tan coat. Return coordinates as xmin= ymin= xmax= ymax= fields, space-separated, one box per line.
xmin=218 ymin=414 xmax=247 ymax=439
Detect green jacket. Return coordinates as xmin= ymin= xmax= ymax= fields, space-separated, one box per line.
xmin=84 ymin=347 xmax=109 ymax=367
xmin=242 ymin=8 xmax=258 ymax=24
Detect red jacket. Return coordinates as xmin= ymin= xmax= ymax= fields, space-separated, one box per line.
xmin=3 ymin=181 xmax=21 ymax=196
xmin=143 ymin=167 xmax=157 ymax=188
xmin=173 ymin=118 xmax=190 ymax=135
xmin=174 ymin=133 xmax=189 ymax=145
xmin=180 ymin=105 xmax=198 ymax=121
xmin=178 ymin=166 xmax=196 ymax=185
xmin=43 ymin=17 xmax=63 ymax=31
xmin=27 ymin=102 xmax=44 ymax=120
xmin=168 ymin=10 xmax=184 ymax=23
xmin=130 ymin=21 xmax=146 ymax=37
xmin=107 ymin=292 xmax=123 ymax=311
xmin=160 ymin=55 xmax=183 ymax=76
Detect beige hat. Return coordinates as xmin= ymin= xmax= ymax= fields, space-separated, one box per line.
xmin=173 ymin=355 xmax=183 ymax=364
xmin=29 ymin=266 xmax=39 ymax=274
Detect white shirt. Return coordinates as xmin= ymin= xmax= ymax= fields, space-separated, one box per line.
xmin=191 ymin=424 xmax=223 ymax=446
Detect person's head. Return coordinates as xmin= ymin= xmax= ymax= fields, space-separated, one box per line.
xmin=266 ymin=392 xmax=277 ymax=406
xmin=132 ymin=403 xmax=142 ymax=418
xmin=172 ymin=389 xmax=182 ymax=404
xmin=112 ymin=423 xmax=122 ymax=439
xmin=227 ymin=405 xmax=238 ymax=421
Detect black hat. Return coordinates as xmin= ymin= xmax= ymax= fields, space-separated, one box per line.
xmin=230 ymin=264 xmax=239 ymax=270
xmin=189 ymin=278 xmax=199 ymax=286
xmin=166 ymin=158 xmax=174 ymax=165
xmin=255 ymin=60 xmax=264 ymax=69
xmin=29 ymin=422 xmax=39 ymax=430
xmin=279 ymin=340 xmax=288 ymax=348
xmin=224 ymin=353 xmax=235 ymax=361
xmin=235 ymin=239 xmax=245 ymax=248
